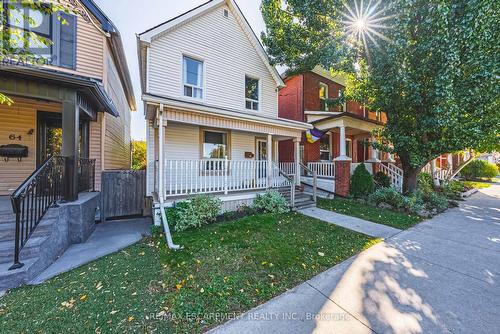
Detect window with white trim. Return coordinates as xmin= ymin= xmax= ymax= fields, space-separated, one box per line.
xmin=319 ymin=82 xmax=328 ymax=111
xmin=245 ymin=76 xmax=259 ymax=110
xmin=203 ymin=130 xmax=227 ymax=159
xmin=183 ymin=56 xmax=203 ymax=99
xmin=320 ymin=134 xmax=331 ymax=161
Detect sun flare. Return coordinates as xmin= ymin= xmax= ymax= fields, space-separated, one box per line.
xmin=342 ymin=0 xmax=393 ymax=50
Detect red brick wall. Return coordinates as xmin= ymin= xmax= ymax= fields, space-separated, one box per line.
xmin=279 ymin=140 xmax=295 ymax=162
xmin=279 ymin=75 xmax=304 ymax=122
xmin=303 ymin=72 xmax=344 ymax=111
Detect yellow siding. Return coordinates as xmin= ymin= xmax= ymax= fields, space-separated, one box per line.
xmin=0 ymin=98 xmax=61 ymax=195
xmin=103 ymin=50 xmax=132 ymax=169
xmin=42 ymin=11 xmax=105 ymax=80
xmin=89 ymin=113 xmax=103 ymax=190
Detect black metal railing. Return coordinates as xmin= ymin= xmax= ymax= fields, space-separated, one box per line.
xmin=9 ymin=156 xmax=66 ymax=270
xmin=78 ymin=158 xmax=96 ymax=193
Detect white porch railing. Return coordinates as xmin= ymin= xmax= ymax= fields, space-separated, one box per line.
xmin=307 ymin=162 xmax=335 ymax=179
xmin=279 ymin=162 xmax=296 ymax=176
xmin=379 ymin=163 xmax=404 ymax=193
xmin=422 ymin=164 xmax=451 ymax=181
xmin=163 ymin=159 xmax=297 ymax=197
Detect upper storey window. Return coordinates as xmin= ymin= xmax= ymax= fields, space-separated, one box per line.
xmin=245 ymin=76 xmax=259 ymax=110
xmin=319 ymin=82 xmax=328 ymax=111
xmin=2 ymin=3 xmax=76 ymax=69
xmin=183 ymin=56 xmax=204 ymax=99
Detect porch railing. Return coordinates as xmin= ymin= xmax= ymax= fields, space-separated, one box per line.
xmin=78 ymin=158 xmax=96 ymax=192
xmin=300 ymin=163 xmax=318 ymax=203
xmin=307 ymin=162 xmax=336 ymax=179
xmin=379 ymin=163 xmax=403 ymax=193
xmin=164 ymin=159 xmax=271 ymax=197
xmin=9 ymin=156 xmax=65 ymax=269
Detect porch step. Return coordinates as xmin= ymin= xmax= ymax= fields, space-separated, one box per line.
xmin=277 ymin=187 xmax=316 ymax=210
xmin=0 ymin=235 xmax=50 ymax=264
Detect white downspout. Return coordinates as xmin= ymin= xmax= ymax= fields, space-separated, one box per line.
xmin=157 ymin=104 xmax=181 ymax=250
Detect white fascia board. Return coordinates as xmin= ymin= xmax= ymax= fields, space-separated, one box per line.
xmin=138 ymin=0 xmax=225 ymax=42
xmin=142 ymin=94 xmax=313 ymax=131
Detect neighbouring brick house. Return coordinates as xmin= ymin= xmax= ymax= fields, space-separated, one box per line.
xmin=278 ymin=67 xmax=398 ymax=196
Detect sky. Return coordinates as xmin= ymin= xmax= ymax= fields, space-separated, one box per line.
xmin=94 ymin=0 xmax=267 ymax=141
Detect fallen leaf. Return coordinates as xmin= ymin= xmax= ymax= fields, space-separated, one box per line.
xmin=110 ymin=310 xmax=119 ymax=315
xmin=318 ymin=252 xmax=325 ymax=257
xmin=80 ymin=295 xmax=87 ymax=301
xmin=128 ymin=316 xmax=134 ymax=322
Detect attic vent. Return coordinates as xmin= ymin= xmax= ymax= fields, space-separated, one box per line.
xmin=223 ymin=9 xmax=229 ymax=18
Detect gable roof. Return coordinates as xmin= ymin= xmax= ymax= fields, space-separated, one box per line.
xmin=81 ymin=0 xmax=136 ymax=111
xmin=137 ymin=0 xmax=284 ymax=87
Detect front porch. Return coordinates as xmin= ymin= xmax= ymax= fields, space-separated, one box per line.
xmin=146 ymin=101 xmax=313 ymax=207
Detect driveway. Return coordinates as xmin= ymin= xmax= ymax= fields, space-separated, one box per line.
xmin=210 ymin=183 xmax=500 ymax=334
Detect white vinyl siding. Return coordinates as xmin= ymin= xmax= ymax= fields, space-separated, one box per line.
xmin=148 ymin=4 xmax=278 ymax=118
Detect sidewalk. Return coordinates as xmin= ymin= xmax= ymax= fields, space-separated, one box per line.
xmin=31 ymin=218 xmax=151 ymax=284
xmin=299 ymin=207 xmax=401 ymax=238
xmin=210 ymin=184 xmax=500 ymax=334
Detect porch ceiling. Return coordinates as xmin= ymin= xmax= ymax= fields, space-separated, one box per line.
xmin=144 ymin=94 xmax=312 ymax=140
xmin=312 ymin=113 xmax=383 ymax=135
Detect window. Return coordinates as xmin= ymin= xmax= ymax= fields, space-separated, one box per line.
xmin=346 ymin=139 xmax=353 ymax=158
xmin=319 ymin=82 xmax=328 ymax=111
xmin=320 ymin=134 xmax=331 ymax=161
xmin=245 ymin=76 xmax=259 ymax=110
xmin=183 ymin=56 xmax=203 ymax=99
xmin=2 ymin=3 xmax=76 ymax=68
xmin=203 ymin=130 xmax=228 ymax=159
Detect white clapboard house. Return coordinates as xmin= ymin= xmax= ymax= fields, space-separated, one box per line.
xmin=137 ymin=0 xmax=316 ymax=215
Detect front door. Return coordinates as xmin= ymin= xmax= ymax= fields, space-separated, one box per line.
xmin=37 ymin=111 xmax=90 ymax=166
xmin=37 ymin=112 xmax=63 ymax=166
xmin=256 ymin=139 xmax=267 ymax=178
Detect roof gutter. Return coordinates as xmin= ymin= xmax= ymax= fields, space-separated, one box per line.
xmin=1 ymin=66 xmax=119 ymax=117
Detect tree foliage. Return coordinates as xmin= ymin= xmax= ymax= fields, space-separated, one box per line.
xmin=131 ymin=140 xmax=147 ymax=170
xmin=261 ymin=0 xmax=354 ymax=74
xmin=262 ymin=0 xmax=500 ymax=193
xmin=0 ymin=1 xmax=76 ymax=105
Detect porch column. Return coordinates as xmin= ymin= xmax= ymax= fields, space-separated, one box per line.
xmin=367 ymin=135 xmax=381 ymax=174
xmin=267 ymin=134 xmax=273 ymax=188
xmin=333 ymin=126 xmax=351 ymax=196
xmin=334 ymin=126 xmax=351 ymax=161
xmin=273 ymin=140 xmax=279 ymax=162
xmin=447 ymin=154 xmax=453 ymax=171
xmin=158 ymin=104 xmax=166 ymax=200
xmin=294 ymin=138 xmax=301 ymax=186
xmin=62 ymin=90 xmax=79 ymax=202
xmin=430 ymin=159 xmax=440 ymax=186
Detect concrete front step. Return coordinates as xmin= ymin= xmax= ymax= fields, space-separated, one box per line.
xmin=0 ymin=235 xmax=50 ymax=264
xmin=0 ymin=217 xmax=56 ymax=242
xmin=0 ymin=258 xmax=39 ymax=290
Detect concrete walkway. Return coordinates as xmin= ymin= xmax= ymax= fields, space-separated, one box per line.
xmin=300 ymin=207 xmax=401 ymax=238
xmin=210 ymin=183 xmax=500 ymax=334
xmin=31 ymin=218 xmax=151 ymax=284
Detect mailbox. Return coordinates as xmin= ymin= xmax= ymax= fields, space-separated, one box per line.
xmin=0 ymin=144 xmax=28 ymax=160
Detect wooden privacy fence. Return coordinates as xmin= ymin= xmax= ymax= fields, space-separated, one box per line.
xmin=101 ymin=170 xmax=146 ymax=221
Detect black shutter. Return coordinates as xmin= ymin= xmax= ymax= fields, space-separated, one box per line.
xmin=58 ymin=13 xmax=76 ymax=69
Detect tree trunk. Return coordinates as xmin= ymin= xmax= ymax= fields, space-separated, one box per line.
xmin=403 ymin=168 xmax=419 ymax=194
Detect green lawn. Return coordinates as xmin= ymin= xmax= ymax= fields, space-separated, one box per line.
xmin=318 ymin=198 xmax=423 ymax=230
xmin=0 ymin=213 xmax=376 ymax=333
xmin=463 ymin=181 xmax=492 ymax=189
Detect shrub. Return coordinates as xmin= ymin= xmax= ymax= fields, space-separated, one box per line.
xmin=368 ymin=187 xmax=405 ymax=210
xmin=374 ymin=171 xmax=391 ymax=188
xmin=253 ymin=190 xmax=289 ymax=214
xmin=417 ymin=172 xmax=434 ymax=194
xmin=170 ymin=195 xmax=222 ymax=232
xmin=403 ymin=189 xmax=425 ymax=214
xmin=426 ymin=192 xmax=449 ymax=213
xmin=350 ymin=164 xmax=375 ymax=198
xmin=443 ymin=180 xmax=466 ymax=200
xmin=461 ymin=160 xmax=499 ymax=180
